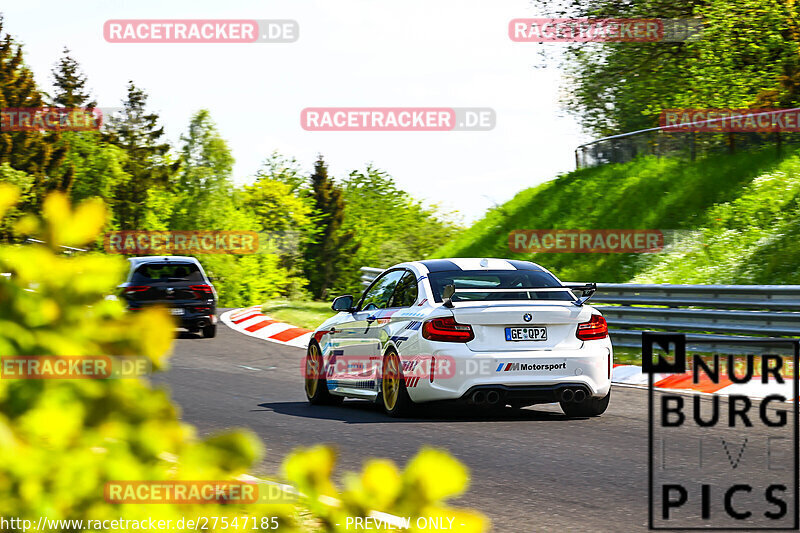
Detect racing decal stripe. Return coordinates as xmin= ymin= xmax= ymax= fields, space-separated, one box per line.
xmin=506 ymin=259 xmax=543 ymax=271
xmin=417 ymin=259 xmax=461 ymax=273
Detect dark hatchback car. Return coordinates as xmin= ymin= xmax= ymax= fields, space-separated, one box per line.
xmin=119 ymin=256 xmax=218 ymax=338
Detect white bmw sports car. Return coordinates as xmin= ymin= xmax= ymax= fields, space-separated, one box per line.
xmin=304 ymin=258 xmax=612 ymax=418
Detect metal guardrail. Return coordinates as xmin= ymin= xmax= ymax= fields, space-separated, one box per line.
xmin=574 ymin=108 xmax=800 ymax=169
xmin=359 ymin=267 xmax=800 ymax=354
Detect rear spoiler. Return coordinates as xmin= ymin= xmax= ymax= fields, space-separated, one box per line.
xmin=442 ymin=284 xmax=596 ymax=307
xmin=562 ymin=283 xmax=597 ymax=307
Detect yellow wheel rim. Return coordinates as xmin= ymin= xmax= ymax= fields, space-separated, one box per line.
xmin=305 ymin=345 xmax=321 ymax=398
xmin=382 ymin=353 xmax=400 ymax=410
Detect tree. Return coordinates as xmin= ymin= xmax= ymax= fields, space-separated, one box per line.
xmin=51 ymin=47 xmax=96 ymax=108
xmin=47 ymin=48 xmax=129 ymax=216
xmin=104 ymin=82 xmax=176 ymax=229
xmin=254 ymin=151 xmax=309 ymax=193
xmin=170 ymin=109 xmax=236 ymax=230
xmin=539 ymin=0 xmax=800 ymax=136
xmin=336 ymin=166 xmax=461 ymax=294
xmin=0 ymin=16 xmax=67 ymax=212
xmin=303 ymin=155 xmax=353 ymax=299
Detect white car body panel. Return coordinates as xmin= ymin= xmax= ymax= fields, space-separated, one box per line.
xmin=310 ymin=258 xmax=613 ymax=406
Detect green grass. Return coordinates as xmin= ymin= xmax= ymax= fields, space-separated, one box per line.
xmin=613 ymin=348 xmax=645 ymax=366
xmin=433 ymin=146 xmax=800 ymax=284
xmin=261 ymin=300 xmax=335 ymax=330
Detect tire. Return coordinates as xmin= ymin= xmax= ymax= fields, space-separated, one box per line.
xmin=379 ymin=349 xmax=414 ymax=417
xmin=202 ymin=324 xmax=217 ymax=338
xmin=304 ymin=342 xmax=343 ymax=406
xmin=560 ymin=389 xmax=611 ymax=418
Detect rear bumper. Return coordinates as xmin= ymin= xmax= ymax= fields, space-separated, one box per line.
xmin=180 ymin=313 xmax=217 ymax=330
xmin=405 ymin=340 xmax=612 ymax=404
xmin=127 ymin=305 xmax=217 ymax=330
xmin=459 ymin=383 xmax=592 ymax=405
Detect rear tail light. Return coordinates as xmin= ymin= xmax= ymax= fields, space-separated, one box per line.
xmin=576 ymin=314 xmax=608 ymax=341
xmin=422 ymin=316 xmax=474 ymax=342
xmin=124 ymin=286 xmax=149 ymax=294
xmin=190 ymin=284 xmax=214 ymax=297
xmin=195 ymin=306 xmax=211 ymax=312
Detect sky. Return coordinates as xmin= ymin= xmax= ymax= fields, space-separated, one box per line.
xmin=1 ymin=0 xmax=587 ymax=223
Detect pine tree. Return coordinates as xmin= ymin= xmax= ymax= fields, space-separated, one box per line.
xmin=0 ymin=16 xmax=67 ymax=205
xmin=105 ymin=81 xmax=176 ymax=229
xmin=303 ymin=155 xmax=353 ymax=299
xmin=51 ymin=47 xmax=96 ymax=108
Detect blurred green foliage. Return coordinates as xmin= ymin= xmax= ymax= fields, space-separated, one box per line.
xmin=0 ymin=185 xmax=487 ymax=531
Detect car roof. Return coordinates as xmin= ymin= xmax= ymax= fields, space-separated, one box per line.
xmin=406 ymin=258 xmax=545 ymax=273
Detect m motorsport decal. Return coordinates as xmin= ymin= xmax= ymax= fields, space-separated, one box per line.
xmin=403 ymin=321 xmax=422 ymax=330
xmin=397 ymin=310 xmax=426 ymax=318
xmin=389 ymin=335 xmax=409 ymax=346
xmin=496 ymin=361 xmax=567 ymax=372
xmin=404 ymin=376 xmax=422 ymax=388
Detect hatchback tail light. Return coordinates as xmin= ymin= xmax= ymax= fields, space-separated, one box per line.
xmin=422 ymin=316 xmax=474 ymax=342
xmin=124 ymin=286 xmax=149 ymax=294
xmin=576 ymin=314 xmax=608 ymax=341
xmin=190 ymin=284 xmax=214 ymax=297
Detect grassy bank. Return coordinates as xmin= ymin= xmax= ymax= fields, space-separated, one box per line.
xmin=261 ymin=300 xmax=335 ymax=330
xmin=433 ymin=147 xmax=800 ymax=283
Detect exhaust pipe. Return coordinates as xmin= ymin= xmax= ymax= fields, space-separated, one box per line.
xmin=574 ymin=389 xmax=587 ymax=403
xmin=561 ymin=389 xmax=574 ymax=403
xmin=486 ymin=390 xmax=500 ymax=405
xmin=472 ymin=391 xmax=486 ymax=404
xmin=196 ymin=319 xmax=208 ymax=328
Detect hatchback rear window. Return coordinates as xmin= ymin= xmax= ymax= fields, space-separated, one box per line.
xmin=428 ymin=270 xmax=574 ymax=302
xmin=131 ymin=262 xmax=203 ymax=282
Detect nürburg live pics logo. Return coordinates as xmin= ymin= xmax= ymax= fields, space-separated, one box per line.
xmin=645 ymin=332 xmax=799 ymax=530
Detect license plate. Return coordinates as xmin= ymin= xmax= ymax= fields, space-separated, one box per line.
xmin=505 ymin=326 xmax=547 ymax=341
xmin=170 ymin=308 xmax=185 ymax=316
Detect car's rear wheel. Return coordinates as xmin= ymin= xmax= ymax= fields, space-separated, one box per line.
xmin=560 ymin=389 xmax=611 ymax=418
xmin=305 ymin=342 xmax=342 ymax=406
xmin=202 ymin=324 xmax=217 ymax=338
xmin=380 ymin=349 xmax=413 ymax=417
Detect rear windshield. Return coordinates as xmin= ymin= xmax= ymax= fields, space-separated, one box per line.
xmin=131 ymin=262 xmax=203 ymax=283
xmin=428 ymin=270 xmax=574 ymax=302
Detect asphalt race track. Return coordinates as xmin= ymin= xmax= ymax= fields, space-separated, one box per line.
xmin=152 ymin=311 xmax=792 ymax=532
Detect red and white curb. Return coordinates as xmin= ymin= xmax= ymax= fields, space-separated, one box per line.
xmin=612 ymin=364 xmax=795 ymax=400
xmin=221 ymin=306 xmax=313 ymax=349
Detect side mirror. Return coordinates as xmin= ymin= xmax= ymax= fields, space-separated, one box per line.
xmin=442 ymin=284 xmax=456 ymax=308
xmin=331 ymin=294 xmax=355 ymax=312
